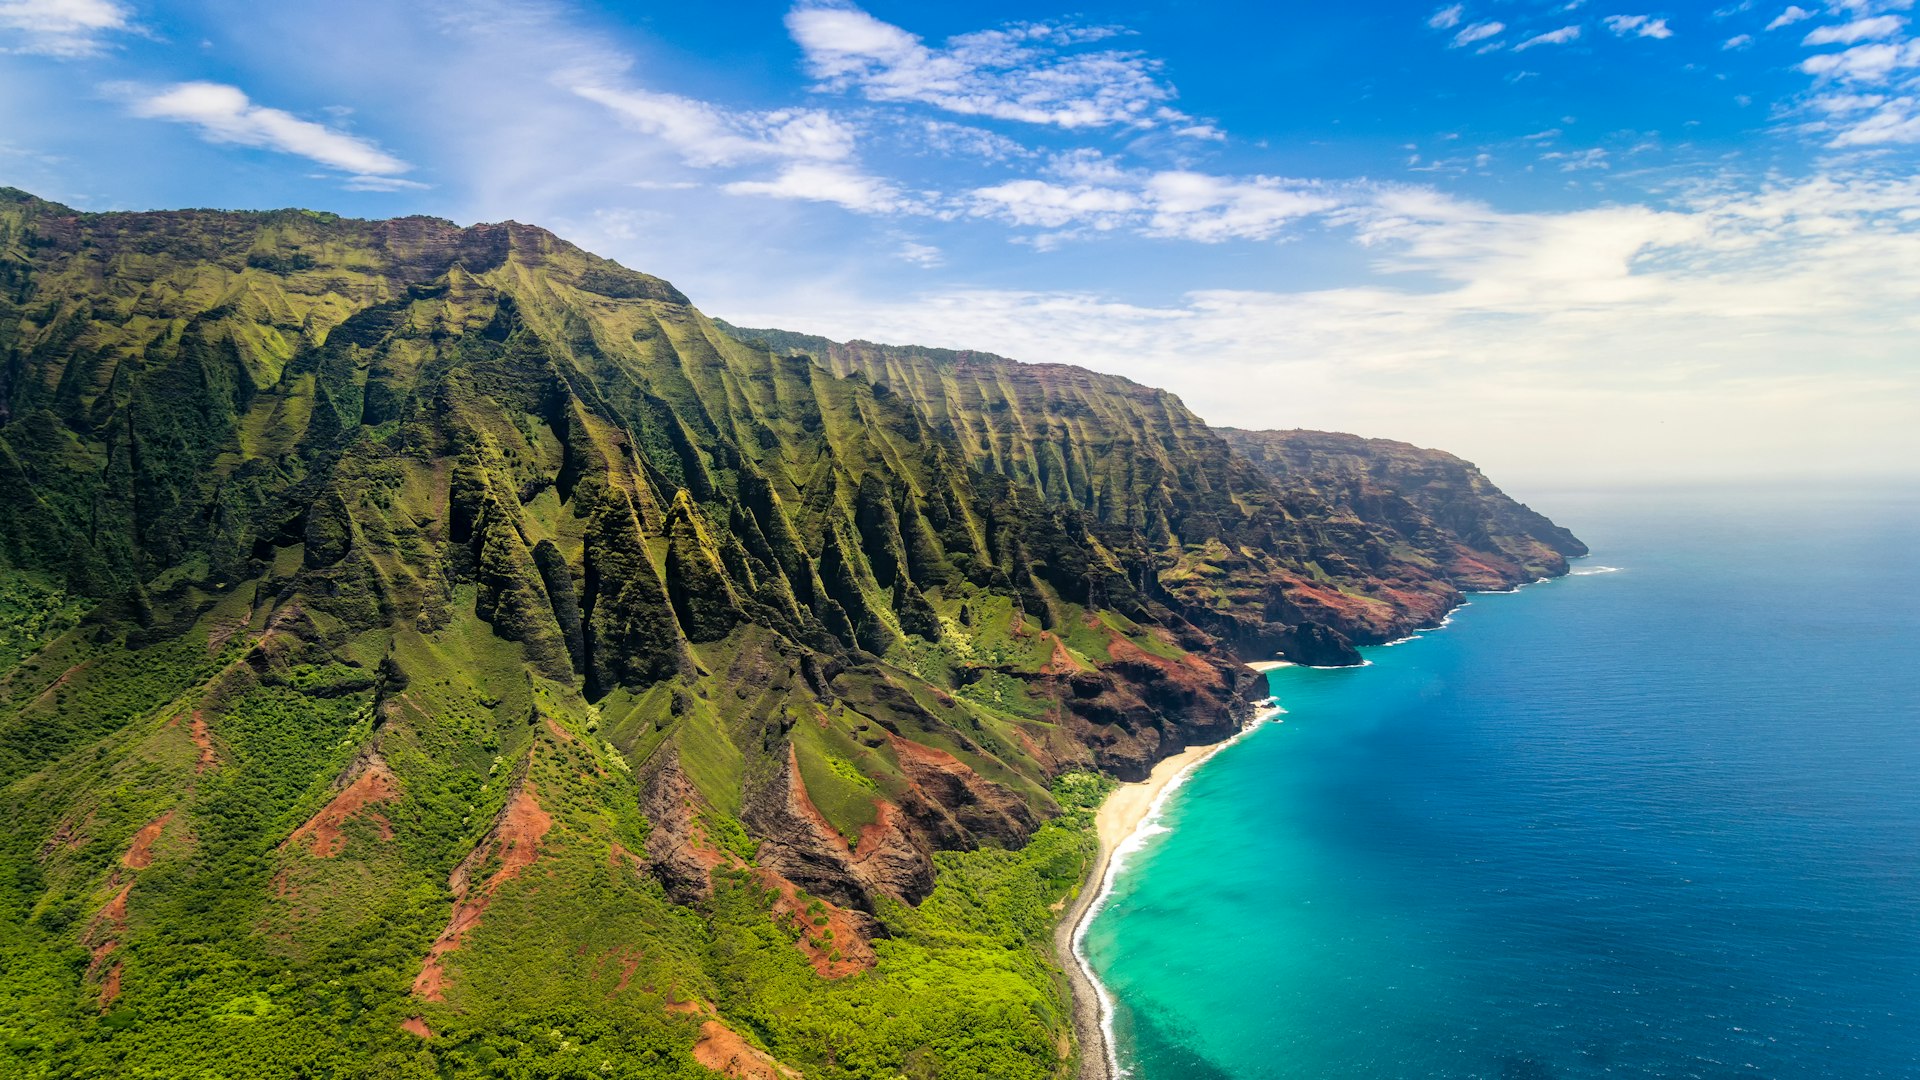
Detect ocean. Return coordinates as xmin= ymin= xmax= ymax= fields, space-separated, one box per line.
xmin=1081 ymin=485 xmax=1920 ymax=1079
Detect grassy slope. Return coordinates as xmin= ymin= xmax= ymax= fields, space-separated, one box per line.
xmin=0 ymin=191 xmax=1577 ymax=1079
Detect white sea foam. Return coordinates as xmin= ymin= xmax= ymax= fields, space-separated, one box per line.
xmin=1570 ymin=565 xmax=1623 ymax=576
xmin=1071 ymin=706 xmax=1274 ymax=1078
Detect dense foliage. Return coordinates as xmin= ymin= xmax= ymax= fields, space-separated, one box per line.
xmin=0 ymin=189 xmax=1576 ymax=1078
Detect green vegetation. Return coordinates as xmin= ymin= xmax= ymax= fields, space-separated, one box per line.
xmin=0 ymin=189 xmax=1576 ymax=1079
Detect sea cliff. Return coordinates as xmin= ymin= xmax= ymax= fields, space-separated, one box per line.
xmin=0 ymin=190 xmax=1580 ymax=1079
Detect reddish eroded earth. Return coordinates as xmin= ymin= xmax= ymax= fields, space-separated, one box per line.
xmin=190 ymin=711 xmax=219 ymax=773
xmin=412 ymin=781 xmax=554 ymax=1001
xmin=400 ymin=1016 xmax=436 ymax=1039
xmin=98 ymin=961 xmax=124 ymax=1006
xmin=645 ymin=757 xmax=877 ymax=978
xmin=693 ymin=1019 xmax=803 ymax=1080
xmin=1039 ymin=631 xmax=1083 ymax=676
xmin=285 ymin=755 xmax=399 ymax=857
xmin=756 ymin=867 xmax=875 ymax=978
xmin=584 ymin=943 xmax=647 ymax=995
xmin=121 ymin=811 xmax=174 ymax=869
xmin=82 ymin=880 xmax=134 ymax=1004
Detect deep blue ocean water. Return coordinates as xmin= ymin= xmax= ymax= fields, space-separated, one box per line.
xmin=1083 ymin=485 xmax=1920 ymax=1079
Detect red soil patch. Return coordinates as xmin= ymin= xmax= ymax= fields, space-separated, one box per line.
xmin=412 ymin=782 xmax=553 ymax=1001
xmin=1039 ymin=632 xmax=1082 ymax=676
xmin=664 ymin=993 xmax=713 ymax=1016
xmin=1011 ymin=727 xmax=1057 ymax=771
xmin=98 ymin=962 xmax=123 ymax=1007
xmin=585 ymin=943 xmax=647 ymax=996
xmin=693 ymin=1019 xmax=802 ymax=1080
xmin=1281 ymin=579 xmax=1395 ymax=636
xmin=92 ymin=882 xmax=132 ymax=931
xmin=755 ymin=867 xmax=875 ymax=978
xmin=401 ymin=1016 xmax=435 ymax=1039
xmin=285 ymin=756 xmax=398 ymax=858
xmin=83 ymin=879 xmax=133 ymax=996
xmin=122 ymin=811 xmax=173 ymax=869
xmin=190 ymin=711 xmax=219 ymax=774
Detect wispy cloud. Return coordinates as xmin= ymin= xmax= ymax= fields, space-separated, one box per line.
xmin=122 ymin=81 xmax=417 ymax=184
xmin=1604 ymin=14 xmax=1676 ymax=38
xmin=1803 ymin=15 xmax=1908 ymax=44
xmin=965 ymin=158 xmax=1345 ymax=244
xmin=784 ymin=1 xmax=1210 ymax=134
xmin=1452 ymin=20 xmax=1507 ymax=47
xmin=1429 ymin=4 xmax=1466 ymax=30
xmin=1724 ymin=33 xmax=1755 ymax=48
xmin=572 ymin=82 xmax=855 ymax=168
xmin=742 ymin=173 xmax=1920 ymax=482
xmin=722 ymin=162 xmax=911 ymax=213
xmin=1515 ymin=25 xmax=1583 ymax=49
xmin=0 ymin=0 xmax=133 ymax=57
xmin=1800 ymin=39 xmax=1920 ymax=81
xmin=1767 ymin=6 xmax=1815 ymax=30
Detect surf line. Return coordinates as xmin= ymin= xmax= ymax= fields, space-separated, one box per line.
xmin=1069 ymin=704 xmax=1278 ymax=1078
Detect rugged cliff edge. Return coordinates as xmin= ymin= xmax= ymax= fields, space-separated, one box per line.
xmin=1217 ymin=427 xmax=1588 ymax=590
xmin=0 ymin=190 xmax=1582 ymax=1080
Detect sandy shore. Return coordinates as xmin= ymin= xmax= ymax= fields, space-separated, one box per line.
xmin=1055 ymin=724 xmax=1267 ymax=1080
xmin=1244 ymin=659 xmax=1293 ymax=672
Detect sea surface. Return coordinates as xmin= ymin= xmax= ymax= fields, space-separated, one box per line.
xmin=1083 ymin=485 xmax=1920 ymax=1079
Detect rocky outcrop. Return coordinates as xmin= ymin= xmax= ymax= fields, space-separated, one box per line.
xmin=744 ymin=748 xmax=933 ymax=915
xmin=1219 ymin=428 xmax=1589 ymax=589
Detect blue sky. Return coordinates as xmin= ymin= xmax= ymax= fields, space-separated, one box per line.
xmin=3 ymin=0 xmax=1918 ymax=485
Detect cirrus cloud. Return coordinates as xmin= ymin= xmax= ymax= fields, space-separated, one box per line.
xmin=122 ymin=81 xmax=416 ymax=184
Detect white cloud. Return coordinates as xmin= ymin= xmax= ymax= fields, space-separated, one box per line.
xmin=784 ymin=1 xmax=1211 ymax=133
xmin=1143 ymin=172 xmax=1342 ymax=241
xmin=722 ymin=162 xmax=909 ymax=213
xmin=912 ymin=119 xmax=1031 ymax=161
xmin=1824 ymin=95 xmax=1920 ymax=143
xmin=896 ymin=240 xmax=942 ymax=266
xmin=1827 ymin=0 xmax=1915 ymax=13
xmin=1803 ymin=14 xmax=1908 ymax=43
xmin=1515 ymin=25 xmax=1583 ymax=49
xmin=1724 ymin=32 xmax=1755 ymax=47
xmin=1452 ymin=20 xmax=1506 ymax=46
xmin=962 ymin=158 xmax=1346 ymax=242
xmin=1800 ymin=38 xmax=1920 ymax=81
xmin=572 ymin=82 xmax=854 ymax=168
xmin=1604 ymin=14 xmax=1676 ymax=38
xmin=0 ymin=0 xmax=132 ymax=57
xmin=125 ymin=82 xmax=414 ymax=181
xmin=1428 ymin=4 xmax=1466 ymax=29
xmin=1767 ymin=5 xmax=1816 ymax=29
xmin=1542 ymin=147 xmax=1611 ymax=169
xmin=968 ymin=178 xmax=1141 ymax=229
xmin=735 ymin=173 xmax=1920 ymax=484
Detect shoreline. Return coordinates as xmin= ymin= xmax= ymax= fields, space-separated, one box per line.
xmin=1056 ymin=711 xmax=1274 ymax=1080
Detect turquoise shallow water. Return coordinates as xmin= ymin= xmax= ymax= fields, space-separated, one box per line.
xmin=1083 ymin=485 xmax=1920 ymax=1079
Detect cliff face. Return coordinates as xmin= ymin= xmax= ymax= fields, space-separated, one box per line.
xmin=0 ymin=189 xmax=1582 ymax=1079
xmin=1218 ymin=428 xmax=1589 ymax=590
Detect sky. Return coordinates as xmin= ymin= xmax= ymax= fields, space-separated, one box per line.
xmin=3 ymin=0 xmax=1918 ymax=488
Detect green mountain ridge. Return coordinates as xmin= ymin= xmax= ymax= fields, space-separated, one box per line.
xmin=0 ymin=189 xmax=1581 ymax=1080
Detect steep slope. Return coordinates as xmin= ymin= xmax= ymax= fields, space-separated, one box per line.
xmin=1217 ymin=428 xmax=1589 ymax=589
xmin=0 ymin=190 xmax=1580 ymax=1080
xmin=720 ymin=326 xmax=1530 ymax=662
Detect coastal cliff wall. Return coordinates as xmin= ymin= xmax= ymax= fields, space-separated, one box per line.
xmin=0 ymin=188 xmax=1582 ymax=1079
